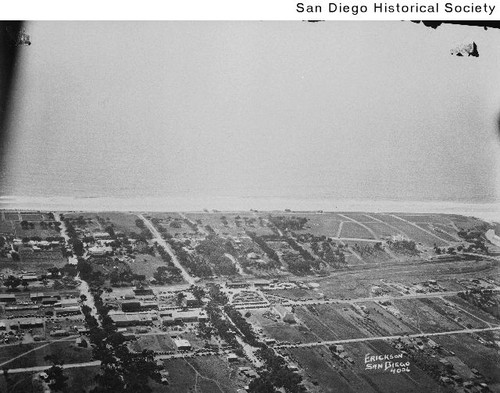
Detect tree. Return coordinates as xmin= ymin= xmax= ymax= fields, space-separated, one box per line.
xmin=4 ymin=275 xmax=21 ymax=290
xmin=43 ymin=355 xmax=68 ymax=392
xmin=105 ymin=225 xmax=116 ymax=238
xmin=71 ymin=239 xmax=84 ymax=256
xmin=22 ymin=280 xmax=29 ymax=291
xmin=176 ymin=292 xmax=186 ymax=307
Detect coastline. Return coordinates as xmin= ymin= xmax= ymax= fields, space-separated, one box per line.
xmin=1 ymin=195 xmax=499 ymax=223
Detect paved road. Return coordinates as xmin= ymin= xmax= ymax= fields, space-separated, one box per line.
xmin=138 ymin=214 xmax=196 ymax=285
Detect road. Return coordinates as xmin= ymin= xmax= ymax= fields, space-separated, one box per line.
xmin=224 ymin=253 xmax=247 ymax=276
xmin=274 ymin=326 xmax=500 ymax=349
xmin=138 ymin=214 xmax=196 ymax=285
xmin=6 ymin=325 xmax=500 ymax=375
xmin=53 ymin=212 xmax=100 ymax=325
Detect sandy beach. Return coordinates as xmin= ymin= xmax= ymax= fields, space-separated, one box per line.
xmin=1 ymin=195 xmax=499 ymax=223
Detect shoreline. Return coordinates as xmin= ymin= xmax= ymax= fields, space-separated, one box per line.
xmin=1 ymin=195 xmax=499 ymax=222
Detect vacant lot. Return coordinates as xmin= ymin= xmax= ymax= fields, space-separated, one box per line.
xmin=156 ymin=356 xmax=245 ymax=393
xmin=130 ymin=334 xmax=176 ymax=353
xmin=393 ymin=298 xmax=464 ymax=333
xmin=0 ymin=340 xmax=92 ymax=370
xmin=0 ymin=365 xmax=100 ymax=393
xmin=297 ymin=304 xmax=367 ymax=340
xmin=433 ymin=333 xmax=500 ymax=385
xmin=340 ymin=223 xmax=376 ymax=239
xmin=375 ymin=215 xmax=449 ymax=247
xmin=286 ymin=213 xmax=343 ymax=236
xmin=128 ymin=253 xmax=169 ymax=280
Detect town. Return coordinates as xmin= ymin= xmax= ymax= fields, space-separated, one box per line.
xmin=0 ymin=209 xmax=499 ymax=393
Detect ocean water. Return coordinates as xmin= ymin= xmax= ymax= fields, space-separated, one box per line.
xmin=1 ymin=22 xmax=499 ymax=220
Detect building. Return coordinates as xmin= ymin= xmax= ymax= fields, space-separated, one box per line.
xmin=55 ymin=306 xmax=81 ymax=316
xmin=88 ymin=246 xmax=112 ymax=257
xmin=93 ymin=232 xmax=111 ymax=240
xmin=227 ymin=353 xmax=239 ymax=362
xmin=50 ymin=330 xmax=70 ymax=337
xmin=17 ymin=318 xmax=44 ymax=329
xmin=21 ymin=274 xmax=39 ymax=281
xmin=172 ymin=309 xmax=208 ymax=323
xmin=110 ymin=313 xmax=153 ymax=327
xmin=173 ymin=338 xmax=191 ymax=350
xmin=133 ymin=287 xmax=154 ymax=296
xmin=122 ymin=301 xmax=141 ymax=312
xmin=183 ymin=292 xmax=200 ymax=308
xmin=226 ymin=281 xmax=249 ymax=289
xmin=274 ymin=305 xmax=296 ymax=323
xmin=0 ymin=294 xmax=16 ymax=303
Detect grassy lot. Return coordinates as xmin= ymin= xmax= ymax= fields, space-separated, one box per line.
xmin=0 ymin=340 xmax=92 ymax=370
xmin=433 ymin=334 xmax=500 ymax=385
xmin=298 ymin=304 xmax=367 ymax=340
xmin=155 ymin=356 xmax=245 ymax=393
xmin=445 ymin=295 xmax=500 ymax=325
xmin=362 ymin=222 xmax=404 ymax=238
xmin=393 ymin=298 xmax=463 ymax=333
xmin=358 ymin=301 xmax=417 ymax=336
xmin=97 ymin=212 xmax=143 ymax=235
xmin=128 ymin=253 xmax=169 ymax=280
xmin=374 ymin=215 xmax=449 ymax=247
xmin=344 ymin=341 xmax=444 ymax=393
xmin=288 ymin=213 xmax=343 ymax=236
xmin=12 ymin=222 xmax=60 ymax=239
xmin=395 ymin=214 xmax=455 ymax=225
xmin=130 ymin=334 xmax=176 ymax=353
xmin=286 ymin=346 xmax=358 ymax=393
xmin=340 ymin=223 xmax=376 ymax=239
xmin=340 ymin=213 xmax=378 ymax=223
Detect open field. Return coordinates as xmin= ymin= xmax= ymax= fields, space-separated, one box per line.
xmin=433 ymin=333 xmax=500 ymax=387
xmin=340 ymin=222 xmax=376 ymax=239
xmin=129 ymin=334 xmax=176 ymax=353
xmin=296 ymin=304 xmax=367 ymax=340
xmin=0 ymin=340 xmax=92 ymax=370
xmin=128 ymin=253 xmax=169 ymax=279
xmin=156 ymin=356 xmax=246 ymax=393
xmin=0 ymin=365 xmax=100 ymax=393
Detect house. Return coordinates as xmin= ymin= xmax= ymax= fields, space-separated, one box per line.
xmin=183 ymin=292 xmax=200 ymax=308
xmin=274 ymin=305 xmax=296 ymax=323
xmin=133 ymin=287 xmax=154 ymax=296
xmin=227 ymin=353 xmax=239 ymax=362
xmin=88 ymin=246 xmax=112 ymax=257
xmin=330 ymin=344 xmax=345 ymax=353
xmin=93 ymin=232 xmax=111 ymax=240
xmin=173 ymin=338 xmax=191 ymax=350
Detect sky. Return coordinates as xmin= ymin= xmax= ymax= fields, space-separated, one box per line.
xmin=1 ymin=21 xmax=500 ymax=203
